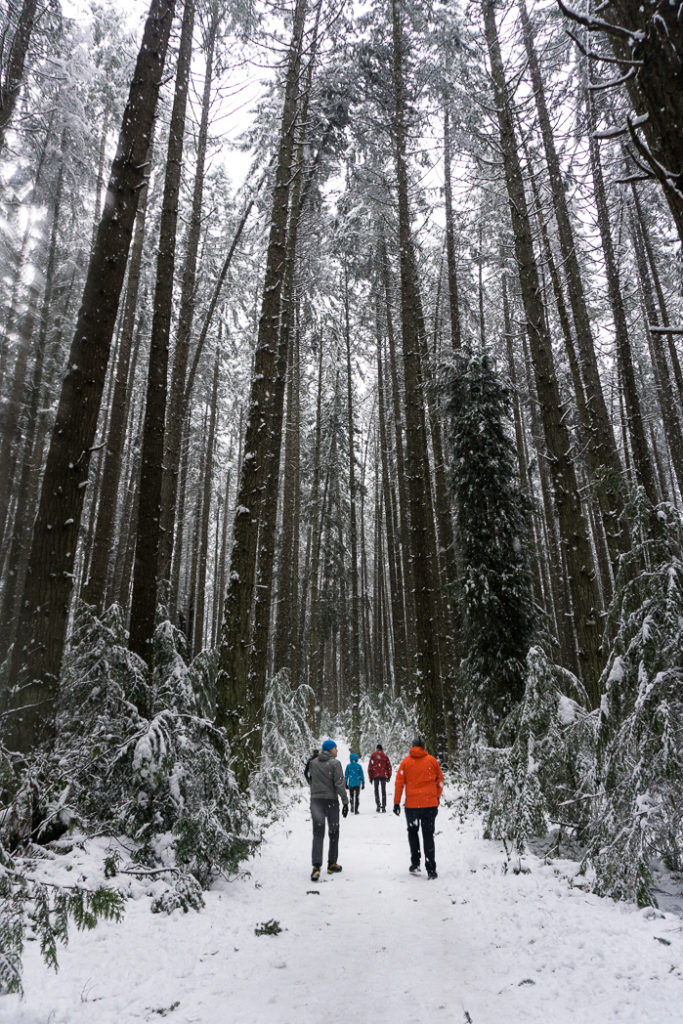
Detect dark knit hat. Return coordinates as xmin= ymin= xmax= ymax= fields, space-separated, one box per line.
xmin=322 ymin=739 xmax=337 ymax=751
xmin=376 ymin=744 xmax=383 ymax=751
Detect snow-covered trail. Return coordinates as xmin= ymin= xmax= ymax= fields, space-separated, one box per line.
xmin=3 ymin=752 xmax=683 ymax=1024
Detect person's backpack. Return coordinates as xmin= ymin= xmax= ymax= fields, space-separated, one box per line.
xmin=304 ymin=750 xmax=319 ymax=783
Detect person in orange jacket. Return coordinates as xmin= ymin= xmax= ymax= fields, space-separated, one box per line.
xmin=393 ymin=735 xmax=444 ymax=879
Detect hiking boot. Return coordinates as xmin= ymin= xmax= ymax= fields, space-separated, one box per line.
xmin=376 ymin=807 xmax=381 ymax=813
xmin=327 ymin=863 xmax=343 ymax=874
xmin=409 ymin=864 xmax=421 ymax=874
xmin=311 ymin=865 xmax=321 ymax=882
xmin=427 ymin=869 xmax=438 ymax=880
xmin=381 ymin=807 xmax=386 ymax=812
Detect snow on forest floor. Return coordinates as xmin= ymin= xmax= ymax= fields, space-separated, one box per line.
xmin=3 ymin=743 xmax=683 ymax=1024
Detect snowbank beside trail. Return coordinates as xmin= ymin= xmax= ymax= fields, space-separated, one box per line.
xmin=2 ymin=754 xmax=682 ymax=1024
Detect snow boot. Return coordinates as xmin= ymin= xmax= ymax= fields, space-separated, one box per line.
xmin=409 ymin=864 xmax=421 ymax=874
xmin=311 ymin=865 xmax=321 ymax=882
xmin=427 ymin=869 xmax=438 ymax=880
xmin=327 ymin=863 xmax=343 ymax=874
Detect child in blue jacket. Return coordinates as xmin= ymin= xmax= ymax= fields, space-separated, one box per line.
xmin=345 ymin=753 xmax=365 ymax=814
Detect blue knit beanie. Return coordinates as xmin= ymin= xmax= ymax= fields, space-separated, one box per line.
xmin=321 ymin=739 xmax=337 ymax=751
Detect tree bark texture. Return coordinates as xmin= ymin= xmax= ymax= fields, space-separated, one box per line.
xmin=484 ymin=0 xmax=603 ymax=704
xmin=0 ymin=0 xmax=39 ymax=149
xmin=391 ymin=0 xmax=444 ymax=753
xmin=3 ymin=0 xmax=177 ymax=754
xmin=217 ymin=0 xmax=309 ymax=783
xmin=129 ymin=0 xmax=194 ymax=664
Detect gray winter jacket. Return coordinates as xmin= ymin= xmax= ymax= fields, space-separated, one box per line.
xmin=309 ymin=751 xmax=348 ymax=805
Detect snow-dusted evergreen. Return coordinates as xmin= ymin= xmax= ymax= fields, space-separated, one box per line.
xmin=1 ymin=604 xmax=316 ymax=992
xmin=484 ymin=504 xmax=683 ymax=906
xmin=441 ymin=351 xmax=536 ymax=738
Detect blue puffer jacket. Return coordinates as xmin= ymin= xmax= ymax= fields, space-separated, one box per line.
xmin=345 ymin=753 xmax=365 ymax=788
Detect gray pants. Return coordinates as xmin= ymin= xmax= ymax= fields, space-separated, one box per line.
xmin=311 ymin=798 xmax=340 ymax=867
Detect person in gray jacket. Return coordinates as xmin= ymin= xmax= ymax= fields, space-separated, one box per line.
xmin=308 ymin=739 xmax=349 ymax=881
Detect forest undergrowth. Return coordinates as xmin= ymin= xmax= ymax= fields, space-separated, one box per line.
xmin=2 ymin=502 xmax=682 ymax=995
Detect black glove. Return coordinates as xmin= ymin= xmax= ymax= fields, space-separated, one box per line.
xmin=362 ymin=785 xmax=365 ymax=790
xmin=341 ymin=804 xmax=348 ymax=818
xmin=393 ymin=804 xmax=401 ymax=816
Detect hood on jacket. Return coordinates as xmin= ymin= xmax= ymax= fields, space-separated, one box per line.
xmin=350 ymin=752 xmax=359 ymax=762
xmin=318 ymin=750 xmax=335 ymax=762
xmin=409 ymin=746 xmax=427 ymax=758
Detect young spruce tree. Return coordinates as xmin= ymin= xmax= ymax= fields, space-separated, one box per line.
xmin=441 ymin=352 xmax=536 ymax=740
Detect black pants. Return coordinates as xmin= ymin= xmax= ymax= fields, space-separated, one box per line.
xmin=373 ymin=777 xmax=387 ymax=810
xmin=311 ymin=798 xmax=340 ymax=867
xmin=405 ymin=806 xmax=438 ymax=872
xmin=348 ymin=786 xmax=360 ymax=812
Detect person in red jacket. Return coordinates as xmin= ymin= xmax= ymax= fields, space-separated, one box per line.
xmin=367 ymin=744 xmax=392 ymax=812
xmin=393 ymin=735 xmax=444 ymax=879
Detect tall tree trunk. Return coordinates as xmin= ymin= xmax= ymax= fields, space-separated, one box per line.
xmin=90 ymin=111 xmax=110 ymax=253
xmin=217 ymin=0 xmax=309 ymax=782
xmin=273 ymin=321 xmax=301 ymax=673
xmin=379 ymin=238 xmax=417 ymax=674
xmin=583 ymin=67 xmax=658 ymax=507
xmin=193 ymin=346 xmax=220 ymax=654
xmin=129 ymin=0 xmax=194 ymax=665
xmin=522 ymin=334 xmax=579 ymax=675
xmin=83 ymin=134 xmax=155 ymax=611
xmin=0 ymin=280 xmax=39 ymax=543
xmin=631 ymin=186 xmax=683 ymax=407
xmin=558 ymin=0 xmax=683 ymax=241
xmin=158 ymin=11 xmax=217 ymax=586
xmin=391 ymin=0 xmax=443 ymax=752
xmin=3 ymin=0 xmax=176 ymax=754
xmin=483 ymin=0 xmax=603 ymax=703
xmin=443 ymin=107 xmax=462 ymax=352
xmin=376 ymin=315 xmax=409 ymax=695
xmin=214 ymin=460 xmax=232 ymax=647
xmin=519 ymin=0 xmax=627 ymax=571
xmin=0 ymin=157 xmax=65 ymax=659
xmin=303 ymin=338 xmax=325 ymax=706
xmin=113 ymin=401 xmax=144 ymax=612
xmin=629 ymin=204 xmax=683 ymax=497
xmin=344 ymin=268 xmax=361 ymax=753
xmin=0 ymin=0 xmax=38 ymax=149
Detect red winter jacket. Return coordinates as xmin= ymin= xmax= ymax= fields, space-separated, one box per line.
xmin=368 ymin=749 xmax=392 ymax=781
xmin=394 ymin=746 xmax=444 ymax=808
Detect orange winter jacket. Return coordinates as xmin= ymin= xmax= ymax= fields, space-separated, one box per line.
xmin=394 ymin=746 xmax=444 ymax=808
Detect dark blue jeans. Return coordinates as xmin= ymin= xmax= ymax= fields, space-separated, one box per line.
xmin=405 ymin=806 xmax=438 ymax=872
xmin=311 ymin=798 xmax=340 ymax=867
xmin=373 ymin=777 xmax=387 ymax=809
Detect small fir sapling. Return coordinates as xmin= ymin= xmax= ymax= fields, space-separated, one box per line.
xmin=586 ymin=504 xmax=683 ymax=906
xmin=485 ymin=645 xmax=596 ymax=852
xmin=254 ymin=668 xmax=315 ymax=806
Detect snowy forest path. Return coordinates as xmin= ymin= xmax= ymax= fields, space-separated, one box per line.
xmin=3 ymin=756 xmax=683 ymax=1023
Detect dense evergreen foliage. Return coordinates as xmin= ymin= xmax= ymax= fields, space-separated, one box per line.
xmin=441 ymin=352 xmax=536 ymax=738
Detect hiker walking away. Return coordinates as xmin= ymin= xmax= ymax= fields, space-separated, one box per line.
xmin=393 ymin=735 xmax=444 ymax=879
xmin=368 ymin=743 xmax=392 ymax=812
xmin=344 ymin=752 xmax=365 ymax=814
xmin=304 ymin=748 xmax=319 ymax=783
xmin=308 ymin=739 xmax=349 ymax=881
